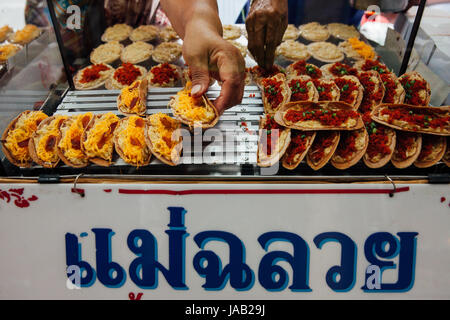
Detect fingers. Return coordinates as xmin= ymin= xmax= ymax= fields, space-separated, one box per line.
xmin=246 ymin=0 xmax=288 ymax=69
xmin=263 ymin=23 xmax=277 ymax=69
xmin=214 ymin=75 xmax=245 ymax=115
xmin=183 ymin=44 xmax=211 ymax=97
xmin=246 ymin=11 xmax=267 ymax=67
xmin=189 ymin=64 xmax=211 ymax=97
xmin=264 ymin=18 xmax=286 ymax=69
xmin=213 ymin=50 xmax=245 ymax=114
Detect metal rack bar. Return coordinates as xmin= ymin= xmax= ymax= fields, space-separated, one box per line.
xmin=399 ymin=0 xmax=427 ymax=75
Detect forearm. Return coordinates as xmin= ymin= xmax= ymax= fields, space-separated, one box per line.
xmin=160 ymin=0 xmax=222 ymax=39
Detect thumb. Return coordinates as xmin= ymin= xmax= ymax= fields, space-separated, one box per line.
xmin=189 ymin=64 xmax=211 ymax=98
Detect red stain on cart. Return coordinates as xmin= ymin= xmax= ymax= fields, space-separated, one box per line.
xmin=441 ymin=197 xmax=446 ymax=203
xmin=129 ymin=292 xmax=143 ymax=300
xmin=0 ymin=188 xmax=38 ymax=208
xmin=103 ymin=189 xmax=112 ymax=193
xmin=71 ymin=188 xmax=85 ymax=196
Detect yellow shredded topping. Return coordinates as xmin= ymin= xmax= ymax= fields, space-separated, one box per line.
xmin=347 ymin=37 xmax=375 ymax=60
xmin=117 ymin=116 xmax=149 ymax=166
xmin=35 ymin=115 xmax=67 ymax=163
xmin=119 ymin=80 xmax=145 ymax=114
xmin=4 ymin=111 xmax=48 ymax=163
xmin=172 ymin=82 xmax=215 ymax=123
xmin=58 ymin=113 xmax=93 ymax=164
xmin=147 ymin=113 xmax=181 ymax=160
xmin=83 ymin=113 xmax=119 ymax=161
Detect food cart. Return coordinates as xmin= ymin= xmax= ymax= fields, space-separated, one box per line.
xmin=0 ymin=0 xmax=448 ymax=301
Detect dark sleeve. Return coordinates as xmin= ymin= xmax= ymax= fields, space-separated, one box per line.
xmin=103 ymin=0 xmax=153 ymax=27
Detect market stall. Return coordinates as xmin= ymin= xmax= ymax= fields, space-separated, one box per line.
xmin=0 ymin=0 xmax=449 ymax=300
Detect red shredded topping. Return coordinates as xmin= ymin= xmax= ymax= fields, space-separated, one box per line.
xmin=252 ymin=65 xmax=284 ymax=79
xmin=45 ymin=135 xmax=56 ymax=152
xmin=366 ymin=125 xmax=391 ymax=159
xmin=150 ymin=63 xmax=179 ymax=85
xmin=162 ymin=136 xmax=173 ymax=148
xmin=380 ymin=107 xmax=449 ymax=130
xmin=18 ymin=139 xmax=30 ymax=148
xmin=285 ymin=131 xmax=312 ymax=164
xmin=261 ymin=114 xmax=283 ymax=156
xmin=135 ymin=117 xmax=145 ymax=128
xmin=336 ymin=131 xmax=358 ymax=159
xmin=362 ymin=111 xmax=391 ymax=159
xmin=380 ymin=73 xmax=397 ymax=103
xmin=130 ymin=137 xmax=142 ymax=147
xmin=285 ymin=108 xmax=359 ymax=127
xmin=399 ymin=77 xmax=428 ymax=106
xmin=82 ymin=115 xmax=91 ymax=129
xmin=310 ymin=132 xmax=337 ymax=163
xmin=114 ymin=63 xmax=142 ymax=86
xmin=262 ymin=78 xmax=284 ymax=110
xmin=289 ymin=79 xmax=311 ymax=102
xmin=80 ymin=64 xmax=109 ymax=84
xmin=97 ymin=132 xmax=109 ymax=149
xmin=71 ymin=135 xmax=81 ymax=150
xmin=312 ymin=80 xmax=335 ymax=101
xmin=418 ymin=136 xmax=436 ymax=161
xmin=334 ymin=77 xmax=359 ymax=105
xmin=291 ymin=60 xmax=322 ymax=79
xmin=394 ymin=132 xmax=416 ymax=161
xmin=358 ymin=72 xmax=383 ymax=114
xmin=330 ymin=63 xmax=357 ymax=77
xmin=361 ymin=59 xmax=389 ymax=74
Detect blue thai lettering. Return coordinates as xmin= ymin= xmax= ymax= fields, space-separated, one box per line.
xmin=258 ymin=232 xmax=311 ymax=292
xmin=362 ymin=232 xmax=418 ymax=292
xmin=193 ymin=231 xmax=254 ymax=291
xmin=127 ymin=207 xmax=189 ymax=290
xmin=65 ymin=232 xmax=96 ymax=287
xmin=314 ymin=232 xmax=357 ymax=292
xmin=91 ymin=228 xmax=126 ymax=288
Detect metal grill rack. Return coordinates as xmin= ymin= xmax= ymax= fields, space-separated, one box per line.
xmin=55 ymin=85 xmax=264 ymax=167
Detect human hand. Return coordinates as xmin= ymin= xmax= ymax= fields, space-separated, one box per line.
xmin=183 ymin=22 xmax=245 ymax=114
xmin=246 ymin=0 xmax=288 ymax=69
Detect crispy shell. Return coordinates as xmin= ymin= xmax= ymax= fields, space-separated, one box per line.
xmin=358 ymin=70 xmax=385 ymax=111
xmin=399 ymin=71 xmax=431 ymax=106
xmin=28 ymin=116 xmax=64 ymax=168
xmin=281 ymin=131 xmax=316 ymax=170
xmin=313 ymin=78 xmax=340 ymax=102
xmin=381 ymin=72 xmax=405 ymax=104
xmin=331 ymin=128 xmax=369 ymax=170
xmin=391 ymin=132 xmax=422 ymax=169
xmin=73 ymin=64 xmax=115 ymax=90
xmin=443 ymin=138 xmax=450 ymax=167
xmin=117 ymin=79 xmax=148 ymax=117
xmin=113 ymin=117 xmax=151 ymax=167
xmin=169 ymin=84 xmax=220 ymax=129
xmin=56 ymin=117 xmax=91 ymax=168
xmin=261 ymin=73 xmax=291 ymax=113
xmin=414 ymin=135 xmax=446 ymax=168
xmin=257 ymin=115 xmax=291 ymax=167
xmin=335 ymin=75 xmax=364 ymax=110
xmin=288 ymin=75 xmax=319 ymax=102
xmin=144 ymin=116 xmax=183 ymax=166
xmin=363 ymin=127 xmax=396 ymax=169
xmin=274 ymin=101 xmax=364 ymax=131
xmin=306 ymin=131 xmax=340 ymax=170
xmin=81 ymin=115 xmax=119 ymax=167
xmin=371 ymin=104 xmax=450 ymax=136
xmin=1 ymin=111 xmax=34 ymax=168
